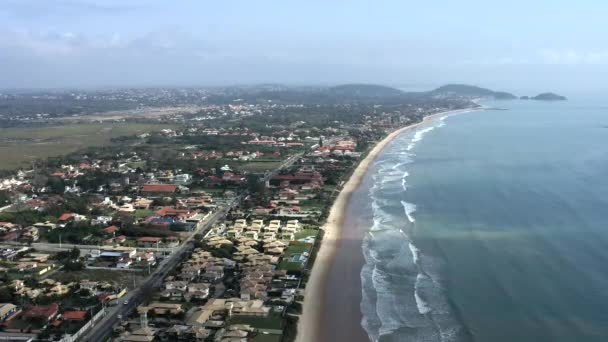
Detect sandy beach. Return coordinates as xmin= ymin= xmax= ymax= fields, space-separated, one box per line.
xmin=295 ymin=108 xmax=477 ymax=342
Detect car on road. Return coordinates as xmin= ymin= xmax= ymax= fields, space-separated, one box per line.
xmin=123 ymin=300 xmax=129 ymax=305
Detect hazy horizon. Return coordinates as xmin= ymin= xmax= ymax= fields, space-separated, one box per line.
xmin=2 ymin=0 xmax=607 ymax=94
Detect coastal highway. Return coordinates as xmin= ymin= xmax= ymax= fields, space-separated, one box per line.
xmin=3 ymin=241 xmax=176 ymax=253
xmin=77 ymin=202 xmax=234 ymax=342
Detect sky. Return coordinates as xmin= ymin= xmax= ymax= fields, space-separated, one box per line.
xmin=1 ymin=0 xmax=607 ymax=93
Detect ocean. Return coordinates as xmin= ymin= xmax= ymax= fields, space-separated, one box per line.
xmin=359 ymin=99 xmax=608 ymax=342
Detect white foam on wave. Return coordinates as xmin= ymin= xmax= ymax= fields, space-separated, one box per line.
xmin=401 ymin=171 xmax=409 ymax=190
xmin=406 ymin=116 xmax=452 ymax=151
xmin=415 ymin=274 xmax=433 ymax=315
xmin=371 ymin=265 xmax=405 ymax=336
xmin=408 ymin=242 xmax=420 ymax=264
xmin=401 ymin=200 xmax=417 ymax=223
xmin=412 ymin=126 xmax=436 ymax=143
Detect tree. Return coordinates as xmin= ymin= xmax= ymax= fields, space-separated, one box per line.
xmin=0 ymin=212 xmax=15 ymax=223
xmin=46 ymin=177 xmax=65 ymax=194
xmin=63 ymin=260 xmax=84 ymax=271
xmin=0 ymin=191 xmax=11 ymax=206
xmin=70 ymin=246 xmax=80 ymax=260
xmin=0 ymin=286 xmax=13 ymax=302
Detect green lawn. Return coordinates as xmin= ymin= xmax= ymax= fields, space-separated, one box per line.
xmin=252 ymin=334 xmax=283 ymax=342
xmin=237 ymin=160 xmax=283 ymax=172
xmin=229 ymin=314 xmax=284 ymax=330
xmin=278 ymin=244 xmax=312 ymax=271
xmin=278 ymin=261 xmax=303 ymax=272
xmin=50 ymin=269 xmax=145 ymax=290
xmin=294 ymin=229 xmax=318 ymax=241
xmin=298 ymin=199 xmax=325 ymax=210
xmin=135 ymin=209 xmax=154 ymax=220
xmin=0 ymin=123 xmax=177 ymax=170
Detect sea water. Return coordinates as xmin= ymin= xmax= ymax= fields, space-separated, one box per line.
xmin=360 ymin=99 xmax=608 ymax=342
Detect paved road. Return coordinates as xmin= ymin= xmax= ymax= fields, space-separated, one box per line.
xmin=262 ymin=153 xmax=303 ymax=183
xmin=24 ymin=242 xmax=175 ymax=253
xmin=77 ymin=205 xmax=231 ymax=342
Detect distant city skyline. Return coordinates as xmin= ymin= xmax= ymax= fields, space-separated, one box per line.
xmin=1 ymin=0 xmax=607 ymax=93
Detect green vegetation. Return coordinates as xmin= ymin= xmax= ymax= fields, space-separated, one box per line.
xmin=431 ymin=84 xmax=517 ymax=99
xmin=278 ymin=244 xmax=312 ymax=272
xmin=251 ymin=334 xmax=283 ymax=342
xmin=229 ymin=313 xmax=284 ymax=330
xmin=0 ymin=123 xmax=177 ymax=170
xmin=51 ymin=269 xmax=145 ymax=290
xmin=134 ymin=209 xmax=154 ymax=220
xmin=0 ymin=191 xmax=11 ymax=206
xmin=294 ymin=229 xmax=318 ymax=240
xmin=46 ymin=222 xmax=105 ymax=244
xmin=532 ymin=92 xmax=567 ymax=101
xmin=238 ymin=160 xmax=283 ymax=173
xmin=297 ymin=199 xmax=325 ymax=211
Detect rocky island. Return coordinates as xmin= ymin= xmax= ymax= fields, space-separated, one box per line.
xmin=532 ymin=92 xmax=567 ymax=101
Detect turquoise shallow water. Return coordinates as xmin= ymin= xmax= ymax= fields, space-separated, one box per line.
xmin=360 ymin=99 xmax=608 ymax=342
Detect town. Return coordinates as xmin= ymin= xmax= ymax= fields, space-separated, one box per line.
xmin=0 ymin=85 xmax=475 ymax=341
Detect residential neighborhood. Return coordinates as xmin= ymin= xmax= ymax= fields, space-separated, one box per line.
xmin=0 ymin=84 xmax=472 ymax=341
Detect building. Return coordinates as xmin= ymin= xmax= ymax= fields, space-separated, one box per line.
xmin=141 ymin=184 xmax=178 ymax=195
xmin=0 ymin=303 xmax=18 ymax=322
xmin=137 ymin=237 xmax=163 ymax=248
xmin=62 ymin=311 xmax=87 ymax=322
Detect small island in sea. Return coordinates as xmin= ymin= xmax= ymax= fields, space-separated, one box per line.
xmin=532 ymin=92 xmax=567 ymax=101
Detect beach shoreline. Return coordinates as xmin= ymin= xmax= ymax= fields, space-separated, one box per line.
xmin=295 ymin=107 xmax=480 ymax=342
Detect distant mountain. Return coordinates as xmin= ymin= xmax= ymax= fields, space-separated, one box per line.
xmin=327 ymin=84 xmax=405 ymax=98
xmin=532 ymin=93 xmax=567 ymax=101
xmin=430 ymin=84 xmax=517 ymax=100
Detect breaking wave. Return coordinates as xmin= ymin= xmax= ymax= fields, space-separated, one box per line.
xmin=361 ymin=114 xmax=466 ymax=342
xmin=401 ymin=200 xmax=417 ymax=223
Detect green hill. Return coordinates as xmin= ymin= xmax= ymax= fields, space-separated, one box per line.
xmin=532 ymin=93 xmax=567 ymax=101
xmin=431 ymin=84 xmax=517 ymax=99
xmin=327 ymin=84 xmax=405 ymax=98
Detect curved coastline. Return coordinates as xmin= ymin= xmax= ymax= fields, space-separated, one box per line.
xmin=296 ymin=108 xmax=479 ymax=342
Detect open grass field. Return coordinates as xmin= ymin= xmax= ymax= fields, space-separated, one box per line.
xmin=50 ymin=269 xmax=147 ymax=290
xmin=0 ymin=123 xmax=177 ymax=170
xmin=278 ymin=243 xmax=312 ymax=271
xmin=237 ymin=160 xmax=283 ymax=173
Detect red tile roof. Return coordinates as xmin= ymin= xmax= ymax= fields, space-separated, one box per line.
xmin=97 ymin=293 xmax=111 ymax=304
xmin=0 ymin=232 xmax=19 ymax=242
xmin=23 ymin=304 xmax=59 ymax=321
xmin=103 ymin=225 xmax=119 ymax=234
xmin=156 ymin=207 xmax=191 ymax=217
xmin=58 ymin=213 xmax=75 ymax=221
xmin=142 ymin=184 xmax=177 ymax=193
xmin=62 ymin=311 xmax=87 ymax=321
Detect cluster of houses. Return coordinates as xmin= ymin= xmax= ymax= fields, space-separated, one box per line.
xmin=115 ymin=217 xmax=314 ymax=341
xmin=191 ymin=150 xmax=279 ymax=162
xmin=0 ymin=276 xmax=125 ymax=339
xmin=312 ymin=139 xmax=362 ymax=158
xmin=0 ymin=249 xmax=56 ymax=277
